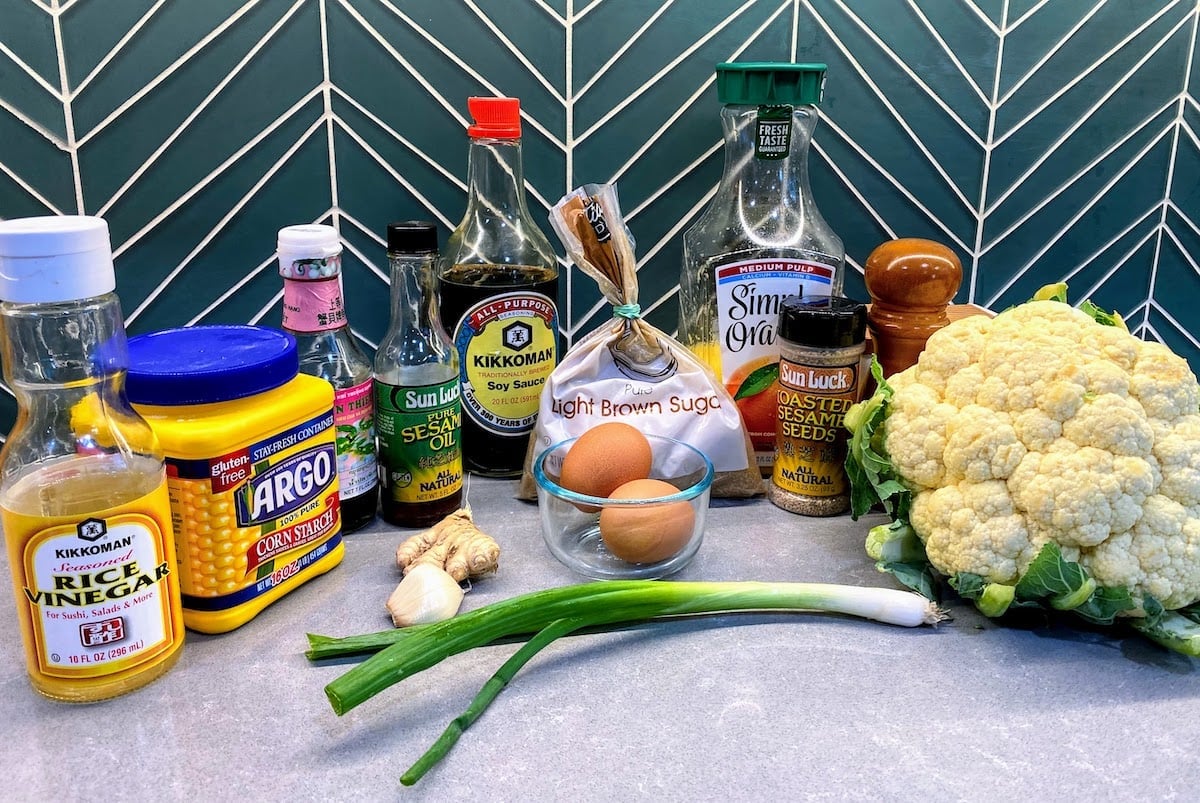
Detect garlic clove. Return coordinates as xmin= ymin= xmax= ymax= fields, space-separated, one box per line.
xmin=386 ymin=563 xmax=465 ymax=628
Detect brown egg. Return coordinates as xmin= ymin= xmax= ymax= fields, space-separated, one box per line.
xmin=559 ymin=422 xmax=653 ymax=503
xmin=599 ymin=478 xmax=695 ymax=564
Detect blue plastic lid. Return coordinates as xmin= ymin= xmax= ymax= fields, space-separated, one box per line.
xmin=126 ymin=325 xmax=299 ymax=405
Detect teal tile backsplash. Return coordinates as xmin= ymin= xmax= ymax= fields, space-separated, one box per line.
xmin=2 ymin=0 xmax=1198 ymax=437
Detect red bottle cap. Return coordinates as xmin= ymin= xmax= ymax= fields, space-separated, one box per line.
xmin=467 ymin=96 xmax=521 ymax=139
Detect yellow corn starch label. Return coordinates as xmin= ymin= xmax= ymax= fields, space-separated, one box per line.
xmin=773 ymin=358 xmax=858 ymax=496
xmin=453 ymin=291 xmax=558 ymax=434
xmin=166 ymin=410 xmax=341 ymax=612
xmin=375 ymin=378 xmax=463 ymax=505
xmin=3 ymin=482 xmax=181 ymax=679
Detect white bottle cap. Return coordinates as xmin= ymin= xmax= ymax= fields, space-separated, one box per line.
xmin=0 ymin=215 xmax=117 ymax=303
xmin=277 ymin=224 xmax=341 ymax=276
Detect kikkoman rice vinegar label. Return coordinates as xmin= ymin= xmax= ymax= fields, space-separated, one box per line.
xmin=375 ymin=378 xmax=463 ymax=505
xmin=452 ymin=291 xmax=557 ymax=435
xmin=773 ymin=357 xmax=858 ymax=497
xmin=3 ymin=484 xmax=180 ymax=678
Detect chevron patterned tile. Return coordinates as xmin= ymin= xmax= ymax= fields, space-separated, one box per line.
xmin=0 ymin=0 xmax=1198 ymax=441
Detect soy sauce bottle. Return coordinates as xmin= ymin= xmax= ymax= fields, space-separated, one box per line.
xmin=437 ymin=96 xmax=560 ymax=477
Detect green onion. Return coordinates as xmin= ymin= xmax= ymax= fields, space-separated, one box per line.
xmin=400 ymin=617 xmax=585 ymax=786
xmin=311 ymin=580 xmax=945 ymax=784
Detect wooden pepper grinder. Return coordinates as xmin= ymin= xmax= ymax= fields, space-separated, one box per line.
xmin=864 ymin=238 xmax=963 ymax=377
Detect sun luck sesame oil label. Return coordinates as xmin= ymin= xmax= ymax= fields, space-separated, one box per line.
xmin=374 ymin=378 xmax=463 ymax=505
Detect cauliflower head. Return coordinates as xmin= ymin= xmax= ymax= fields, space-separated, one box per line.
xmin=869 ymin=299 xmax=1200 ymax=614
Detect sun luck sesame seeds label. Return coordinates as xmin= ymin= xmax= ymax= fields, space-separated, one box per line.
xmin=773 ymin=358 xmax=858 ymax=497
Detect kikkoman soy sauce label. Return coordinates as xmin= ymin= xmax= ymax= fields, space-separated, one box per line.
xmin=452 ymin=291 xmax=558 ymax=435
xmin=375 ymin=378 xmax=463 ymax=505
xmin=5 ymin=487 xmax=179 ymax=678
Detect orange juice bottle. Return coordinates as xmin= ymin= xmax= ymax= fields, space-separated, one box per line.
xmin=0 ymin=216 xmax=184 ymax=702
xmin=679 ymin=63 xmax=845 ymax=473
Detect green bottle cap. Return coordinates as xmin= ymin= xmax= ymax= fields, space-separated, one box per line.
xmin=715 ymin=62 xmax=827 ymax=106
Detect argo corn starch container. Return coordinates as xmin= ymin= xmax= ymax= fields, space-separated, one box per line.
xmin=126 ymin=325 xmax=343 ymax=634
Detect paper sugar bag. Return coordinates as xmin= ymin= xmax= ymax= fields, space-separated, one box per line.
xmin=517 ymin=183 xmax=762 ymax=499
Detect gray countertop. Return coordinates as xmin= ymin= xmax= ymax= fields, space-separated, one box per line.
xmin=3 ymin=477 xmax=1198 ymax=802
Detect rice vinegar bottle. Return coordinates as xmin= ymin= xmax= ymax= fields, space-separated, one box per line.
xmin=0 ymin=215 xmax=185 ymax=702
xmin=679 ymin=62 xmax=845 ymax=474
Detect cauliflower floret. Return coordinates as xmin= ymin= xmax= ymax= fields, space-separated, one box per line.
xmin=1154 ymin=416 xmax=1200 ymax=506
xmin=913 ymin=314 xmax=990 ymax=395
xmin=1008 ymin=445 xmax=1155 ymax=546
xmin=975 ymin=372 xmax=1036 ymax=413
xmin=1023 ymin=521 xmax=1082 ymax=570
xmin=883 ymin=382 xmax=956 ymax=490
xmin=1033 ymin=365 xmax=1088 ymax=422
xmin=1061 ymin=393 xmax=1153 ymax=455
xmin=1081 ymin=495 xmax=1200 ymax=609
xmin=913 ymin=480 xmax=1029 ymax=583
xmin=1011 ymin=408 xmax=1061 ymax=452
xmin=1131 ymin=341 xmax=1199 ymax=420
xmin=943 ymin=364 xmax=984 ymax=408
xmin=1080 ymin=320 xmax=1140 ymax=370
xmin=941 ymin=405 xmax=1025 ymax=482
xmin=1083 ymin=359 xmax=1131 ymax=397
xmin=977 ymin=343 xmax=1061 ymax=411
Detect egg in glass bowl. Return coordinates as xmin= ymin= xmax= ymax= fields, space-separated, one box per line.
xmin=533 ymin=432 xmax=714 ymax=579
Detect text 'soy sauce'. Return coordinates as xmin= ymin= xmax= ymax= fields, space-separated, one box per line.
xmin=126 ymin=325 xmax=343 ymax=634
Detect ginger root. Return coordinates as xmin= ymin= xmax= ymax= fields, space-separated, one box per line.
xmin=396 ymin=508 xmax=500 ymax=583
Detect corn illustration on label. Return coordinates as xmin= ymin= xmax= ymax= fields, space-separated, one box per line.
xmin=165 ymin=410 xmax=341 ymax=612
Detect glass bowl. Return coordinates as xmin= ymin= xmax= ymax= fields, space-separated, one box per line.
xmin=533 ymin=434 xmax=714 ymax=579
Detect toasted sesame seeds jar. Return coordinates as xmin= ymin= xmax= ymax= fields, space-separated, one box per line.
xmin=770 ymin=296 xmax=868 ymax=516
xmin=126 ymin=325 xmax=343 ymax=633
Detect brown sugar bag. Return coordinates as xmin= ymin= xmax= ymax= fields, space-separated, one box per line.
xmin=517 ymin=183 xmax=762 ymax=499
